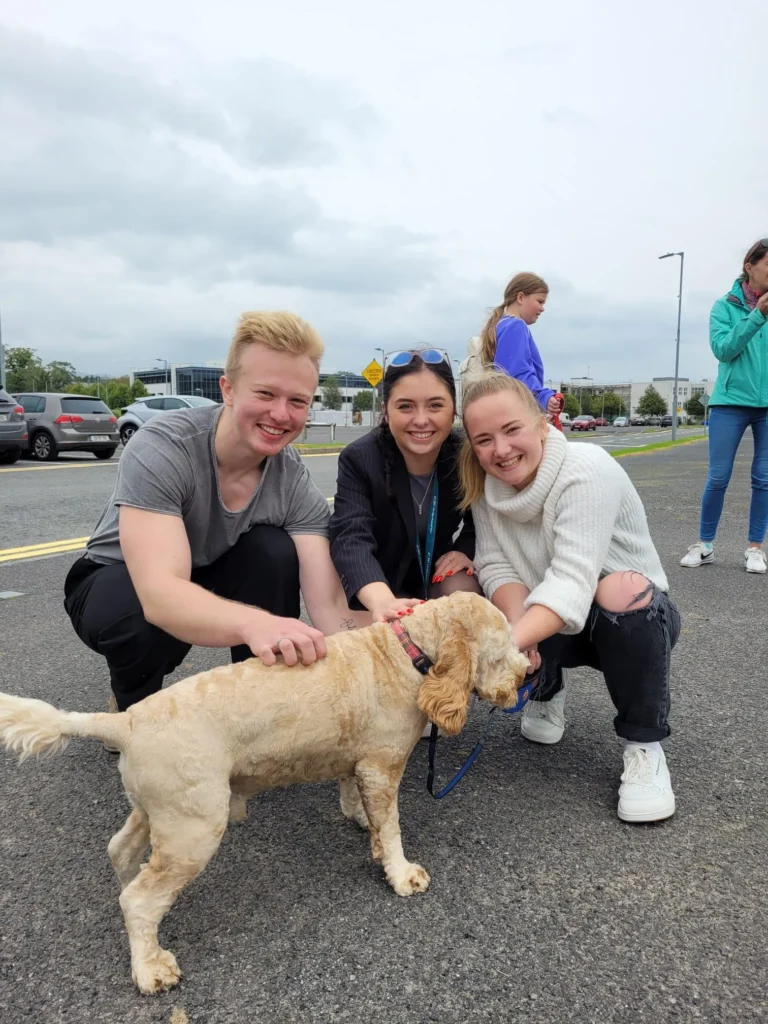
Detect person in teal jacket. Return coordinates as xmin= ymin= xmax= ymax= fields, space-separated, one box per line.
xmin=681 ymin=239 xmax=768 ymax=573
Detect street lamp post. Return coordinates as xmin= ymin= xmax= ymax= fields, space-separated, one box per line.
xmin=155 ymin=358 xmax=170 ymax=395
xmin=452 ymin=358 xmax=462 ymax=416
xmin=658 ymin=251 xmax=685 ymax=441
xmin=373 ymin=347 xmax=385 ymax=428
xmin=571 ymin=376 xmax=593 ymax=415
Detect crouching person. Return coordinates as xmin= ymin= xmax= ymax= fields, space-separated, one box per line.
xmin=64 ymin=311 xmax=383 ymax=712
xmin=460 ymin=373 xmax=681 ymax=822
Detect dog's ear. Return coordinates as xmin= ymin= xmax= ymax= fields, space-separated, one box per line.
xmin=417 ymin=628 xmax=475 ymax=736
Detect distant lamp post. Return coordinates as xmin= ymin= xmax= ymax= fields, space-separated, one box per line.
xmin=452 ymin=358 xmax=462 ymax=415
xmin=155 ymin=358 xmax=170 ymax=395
xmin=572 ymin=376 xmax=593 ymax=414
xmin=658 ymin=251 xmax=685 ymax=441
xmin=373 ymin=347 xmax=385 ymax=426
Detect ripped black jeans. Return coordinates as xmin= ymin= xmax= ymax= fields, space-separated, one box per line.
xmin=533 ymin=586 xmax=681 ymax=743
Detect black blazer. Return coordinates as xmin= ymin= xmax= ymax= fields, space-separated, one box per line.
xmin=330 ymin=429 xmax=475 ymax=606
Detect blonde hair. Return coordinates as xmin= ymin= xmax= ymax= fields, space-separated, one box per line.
xmin=479 ymin=272 xmax=549 ymax=366
xmin=225 ymin=311 xmax=325 ymax=380
xmin=459 ymin=372 xmax=545 ymax=511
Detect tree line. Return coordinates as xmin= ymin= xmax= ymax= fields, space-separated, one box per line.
xmin=2 ymin=346 xmax=149 ymax=412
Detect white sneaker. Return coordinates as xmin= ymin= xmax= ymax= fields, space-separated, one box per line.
xmin=680 ymin=542 xmax=714 ymax=568
xmin=618 ymin=745 xmax=675 ymax=823
xmin=745 ymin=548 xmax=767 ymax=574
xmin=521 ymin=688 xmax=566 ymax=745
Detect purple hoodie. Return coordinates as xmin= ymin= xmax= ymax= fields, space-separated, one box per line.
xmin=494 ymin=316 xmax=555 ymax=411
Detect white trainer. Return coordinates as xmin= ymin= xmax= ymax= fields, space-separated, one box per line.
xmin=680 ymin=542 xmax=714 ymax=568
xmin=521 ymin=688 xmax=566 ymax=745
xmin=618 ymin=745 xmax=675 ymax=823
xmin=745 ymin=548 xmax=767 ymax=574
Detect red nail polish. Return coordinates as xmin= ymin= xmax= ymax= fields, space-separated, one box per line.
xmin=406 ymin=608 xmax=413 ymax=614
xmin=467 ymin=569 xmax=474 ymax=576
xmin=447 ymin=571 xmax=454 ymax=576
xmin=420 ymin=600 xmax=426 ymax=604
xmin=431 ymin=576 xmax=438 ymax=583
xmin=397 ymin=611 xmax=404 ymax=616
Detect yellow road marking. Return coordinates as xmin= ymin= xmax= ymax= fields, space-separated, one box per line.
xmin=0 ymin=538 xmax=89 ymax=564
xmin=0 ymin=501 xmax=335 ymax=564
xmin=0 ymin=461 xmax=119 ymax=473
xmin=0 ymin=537 xmax=90 ymax=555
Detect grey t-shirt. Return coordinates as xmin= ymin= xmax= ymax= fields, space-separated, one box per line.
xmin=85 ymin=405 xmax=330 ymax=567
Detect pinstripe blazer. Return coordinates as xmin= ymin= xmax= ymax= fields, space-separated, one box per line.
xmin=329 ymin=429 xmax=475 ymax=606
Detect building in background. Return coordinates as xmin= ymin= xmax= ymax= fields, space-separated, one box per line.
xmin=129 ymin=364 xmax=376 ymax=410
xmin=559 ymin=377 xmax=714 ymax=419
xmin=130 ymin=362 xmax=226 ymax=401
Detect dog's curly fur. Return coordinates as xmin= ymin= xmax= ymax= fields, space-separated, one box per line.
xmin=0 ymin=591 xmax=528 ymax=995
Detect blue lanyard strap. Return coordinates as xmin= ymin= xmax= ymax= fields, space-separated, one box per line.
xmin=414 ymin=476 xmax=439 ymax=600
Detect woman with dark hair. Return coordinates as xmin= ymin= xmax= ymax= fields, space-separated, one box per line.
xmin=681 ymin=238 xmax=768 ymax=573
xmin=330 ymin=350 xmax=481 ymax=625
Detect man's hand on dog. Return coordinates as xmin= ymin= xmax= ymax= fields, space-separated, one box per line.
xmin=242 ymin=612 xmax=328 ymax=667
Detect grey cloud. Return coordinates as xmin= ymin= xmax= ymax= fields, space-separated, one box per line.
xmin=0 ymin=26 xmax=376 ymax=170
xmin=0 ymin=26 xmax=438 ymax=296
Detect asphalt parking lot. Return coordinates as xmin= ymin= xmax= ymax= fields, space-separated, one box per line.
xmin=1 ymin=434 xmax=766 ymax=1023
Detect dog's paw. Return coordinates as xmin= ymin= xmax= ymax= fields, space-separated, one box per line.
xmin=390 ymin=863 xmax=431 ymax=897
xmin=133 ymin=949 xmax=182 ymax=995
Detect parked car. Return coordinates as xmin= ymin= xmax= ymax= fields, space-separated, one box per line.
xmin=613 ymin=416 xmax=628 ymax=427
xmin=660 ymin=414 xmax=674 ymax=427
xmin=0 ymin=387 xmax=28 ymax=464
xmin=646 ymin=415 xmax=661 ymax=426
xmin=593 ymin=417 xmax=609 ymax=427
xmin=14 ymin=393 xmax=119 ymax=461
xmin=570 ymin=415 xmax=597 ymax=432
xmin=630 ymin=415 xmax=649 ymax=426
xmin=117 ymin=395 xmax=218 ymax=444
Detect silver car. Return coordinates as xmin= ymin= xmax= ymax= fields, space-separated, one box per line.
xmin=0 ymin=387 xmax=28 ymax=465
xmin=15 ymin=393 xmax=119 ymax=461
xmin=117 ymin=395 xmax=217 ymax=444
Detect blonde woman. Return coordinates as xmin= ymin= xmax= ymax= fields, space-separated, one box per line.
xmin=460 ymin=372 xmax=681 ymax=823
xmin=468 ymin=272 xmax=562 ymax=418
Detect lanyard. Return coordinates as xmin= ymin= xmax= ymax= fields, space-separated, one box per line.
xmin=414 ymin=476 xmax=439 ymax=600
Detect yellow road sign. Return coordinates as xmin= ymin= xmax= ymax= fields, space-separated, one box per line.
xmin=361 ymin=359 xmax=383 ymax=387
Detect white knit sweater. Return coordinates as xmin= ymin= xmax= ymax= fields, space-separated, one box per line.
xmin=472 ymin=426 xmax=668 ymax=634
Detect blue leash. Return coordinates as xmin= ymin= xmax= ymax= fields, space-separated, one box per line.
xmin=426 ymin=677 xmax=537 ymax=800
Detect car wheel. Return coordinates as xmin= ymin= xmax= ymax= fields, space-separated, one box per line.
xmin=31 ymin=431 xmax=58 ymax=461
xmin=0 ymin=449 xmax=21 ymax=464
xmin=120 ymin=423 xmax=137 ymax=444
xmin=94 ymin=448 xmax=117 ymax=460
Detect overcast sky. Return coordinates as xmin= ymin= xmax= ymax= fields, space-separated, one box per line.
xmin=0 ymin=0 xmax=764 ymax=384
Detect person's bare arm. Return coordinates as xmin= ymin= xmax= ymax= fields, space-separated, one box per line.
xmin=119 ymin=506 xmax=326 ymax=665
xmin=293 ymin=535 xmax=417 ymax=633
xmin=491 ymin=582 xmax=563 ymax=674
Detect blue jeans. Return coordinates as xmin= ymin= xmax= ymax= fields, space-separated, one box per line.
xmin=700 ymin=406 xmax=768 ymax=544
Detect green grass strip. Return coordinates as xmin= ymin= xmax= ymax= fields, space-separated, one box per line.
xmin=611 ymin=434 xmax=706 ymax=459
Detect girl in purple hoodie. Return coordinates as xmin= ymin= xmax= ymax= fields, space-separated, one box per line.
xmin=476 ymin=272 xmax=562 ymax=418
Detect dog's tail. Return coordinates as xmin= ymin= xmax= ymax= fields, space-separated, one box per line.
xmin=0 ymin=692 xmax=128 ymax=762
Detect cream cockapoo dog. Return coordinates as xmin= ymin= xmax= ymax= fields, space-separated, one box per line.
xmin=0 ymin=591 xmax=528 ymax=995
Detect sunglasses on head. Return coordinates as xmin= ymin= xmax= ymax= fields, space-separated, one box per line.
xmin=385 ymin=349 xmax=450 ymax=369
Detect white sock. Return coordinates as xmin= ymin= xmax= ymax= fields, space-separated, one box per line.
xmin=624 ymin=740 xmax=663 ymax=756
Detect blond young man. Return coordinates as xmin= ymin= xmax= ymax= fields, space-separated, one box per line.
xmin=64 ymin=312 xmax=390 ymax=710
